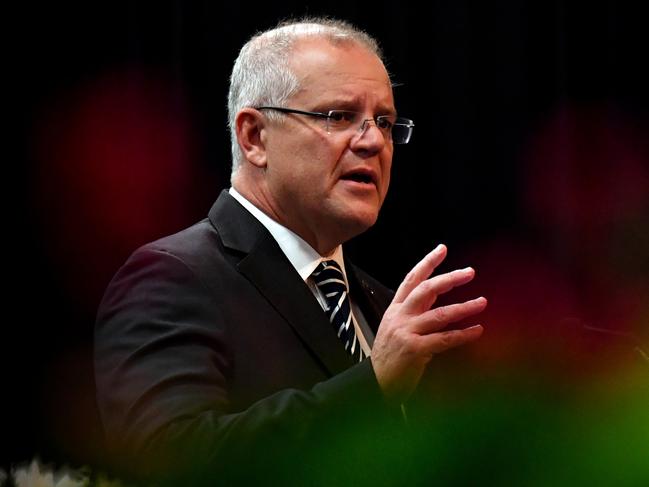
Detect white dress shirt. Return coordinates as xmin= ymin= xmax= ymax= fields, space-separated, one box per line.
xmin=229 ymin=187 xmax=373 ymax=357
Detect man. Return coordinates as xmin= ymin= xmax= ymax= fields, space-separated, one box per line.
xmin=95 ymin=17 xmax=486 ymax=485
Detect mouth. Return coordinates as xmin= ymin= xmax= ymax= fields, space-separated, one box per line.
xmin=340 ymin=168 xmax=378 ymax=186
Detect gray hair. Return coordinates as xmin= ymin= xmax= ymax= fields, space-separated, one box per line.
xmin=227 ymin=17 xmax=385 ymax=178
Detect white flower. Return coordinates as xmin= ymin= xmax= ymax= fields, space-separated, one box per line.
xmin=12 ymin=460 xmax=88 ymax=487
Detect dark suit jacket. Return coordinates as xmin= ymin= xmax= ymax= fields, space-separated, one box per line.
xmin=95 ymin=190 xmax=403 ymax=485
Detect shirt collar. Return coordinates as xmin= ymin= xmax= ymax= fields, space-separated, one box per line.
xmin=229 ymin=187 xmax=347 ymax=281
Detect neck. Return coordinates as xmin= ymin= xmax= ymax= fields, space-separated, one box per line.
xmin=231 ymin=183 xmax=341 ymax=257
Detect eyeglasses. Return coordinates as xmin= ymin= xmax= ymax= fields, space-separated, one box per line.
xmin=254 ymin=106 xmax=415 ymax=144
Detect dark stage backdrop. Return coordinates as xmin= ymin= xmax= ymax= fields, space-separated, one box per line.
xmin=5 ymin=1 xmax=648 ymax=483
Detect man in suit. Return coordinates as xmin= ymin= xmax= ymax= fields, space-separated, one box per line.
xmin=95 ymin=17 xmax=487 ymax=485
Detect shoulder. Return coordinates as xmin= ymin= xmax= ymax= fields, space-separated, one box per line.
xmin=143 ymin=217 xmax=225 ymax=270
xmin=96 ymin=217 xmax=231 ymax=321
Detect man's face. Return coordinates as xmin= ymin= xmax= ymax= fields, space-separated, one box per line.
xmin=262 ymin=39 xmax=395 ymax=254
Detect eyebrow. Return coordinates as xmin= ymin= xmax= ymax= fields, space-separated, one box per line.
xmin=312 ymin=98 xmax=397 ymax=116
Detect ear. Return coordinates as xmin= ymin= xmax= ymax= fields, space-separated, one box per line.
xmin=236 ymin=108 xmax=268 ymax=168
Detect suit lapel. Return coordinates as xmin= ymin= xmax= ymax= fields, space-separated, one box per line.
xmin=346 ymin=258 xmax=394 ymax=334
xmin=209 ymin=191 xmax=355 ymax=376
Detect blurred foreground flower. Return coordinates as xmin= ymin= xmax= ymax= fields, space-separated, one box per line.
xmin=9 ymin=460 xmax=126 ymax=487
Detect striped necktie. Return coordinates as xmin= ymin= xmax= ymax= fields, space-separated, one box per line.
xmin=311 ymin=260 xmax=365 ymax=362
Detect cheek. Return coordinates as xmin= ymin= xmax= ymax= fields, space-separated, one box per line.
xmin=293 ymin=129 xmax=336 ymax=162
xmin=382 ymin=172 xmax=391 ymax=199
xmin=380 ymin=154 xmax=393 ymax=196
xmin=268 ymin=137 xmax=313 ymax=180
xmin=306 ymin=141 xmax=347 ymax=186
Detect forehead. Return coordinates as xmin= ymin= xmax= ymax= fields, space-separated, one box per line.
xmin=288 ymin=38 xmax=395 ymax=110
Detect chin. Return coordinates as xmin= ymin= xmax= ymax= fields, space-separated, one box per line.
xmin=321 ymin=197 xmax=382 ymax=240
xmin=341 ymin=208 xmax=380 ymax=237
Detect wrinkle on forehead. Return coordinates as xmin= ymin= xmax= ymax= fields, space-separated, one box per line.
xmin=289 ymin=40 xmax=394 ymax=109
xmin=292 ymin=38 xmax=390 ymax=77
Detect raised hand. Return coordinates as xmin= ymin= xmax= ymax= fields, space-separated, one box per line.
xmin=371 ymin=244 xmax=487 ymax=401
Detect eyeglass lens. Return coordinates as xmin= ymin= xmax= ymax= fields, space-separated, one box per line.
xmin=325 ymin=111 xmax=413 ymax=144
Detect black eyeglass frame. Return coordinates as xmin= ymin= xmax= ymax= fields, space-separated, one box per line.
xmin=254 ymin=106 xmax=414 ymax=144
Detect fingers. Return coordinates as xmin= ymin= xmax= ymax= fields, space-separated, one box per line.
xmin=373 ymin=244 xmax=487 ymax=402
xmin=393 ymin=244 xmax=447 ymax=304
xmin=419 ymin=324 xmax=484 ymax=355
xmin=402 ymin=267 xmax=476 ymax=314
xmin=411 ymin=296 xmax=487 ymax=334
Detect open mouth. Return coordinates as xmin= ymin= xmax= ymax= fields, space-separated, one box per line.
xmin=341 ymin=169 xmax=376 ymax=185
xmin=344 ymin=173 xmax=373 ymax=184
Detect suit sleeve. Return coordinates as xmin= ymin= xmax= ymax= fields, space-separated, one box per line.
xmin=94 ymin=246 xmax=404 ymax=485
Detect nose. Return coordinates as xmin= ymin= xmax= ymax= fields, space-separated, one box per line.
xmin=349 ymin=118 xmax=386 ymax=155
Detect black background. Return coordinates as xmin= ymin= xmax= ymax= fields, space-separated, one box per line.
xmin=5 ymin=0 xmax=648 ymax=476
